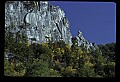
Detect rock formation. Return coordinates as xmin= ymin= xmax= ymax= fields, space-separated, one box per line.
xmin=5 ymin=1 xmax=98 ymax=51
xmin=5 ymin=1 xmax=72 ymax=46
xmin=74 ymin=30 xmax=99 ymax=51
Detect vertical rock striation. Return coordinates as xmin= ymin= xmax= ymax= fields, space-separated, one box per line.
xmin=5 ymin=1 xmax=98 ymax=51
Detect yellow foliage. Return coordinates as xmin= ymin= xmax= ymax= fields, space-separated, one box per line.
xmin=56 ymin=48 xmax=60 ymax=52
xmin=55 ymin=59 xmax=60 ymax=64
xmin=25 ymin=42 xmax=29 ymax=47
xmin=65 ymin=66 xmax=72 ymax=73
xmin=110 ymin=62 xmax=115 ymax=66
xmin=74 ymin=65 xmax=78 ymax=69
xmin=61 ymin=67 xmax=65 ymax=72
xmin=66 ymin=44 xmax=71 ymax=50
xmin=14 ymin=69 xmax=26 ymax=76
xmin=84 ymin=61 xmax=94 ymax=67
xmin=78 ymin=48 xmax=83 ymax=54
xmin=86 ymin=50 xmax=90 ymax=53
xmin=51 ymin=53 xmax=54 ymax=60
xmin=55 ymin=48 xmax=62 ymax=56
xmin=42 ymin=42 xmax=48 ymax=48
xmin=65 ymin=66 xmax=77 ymax=74
xmin=4 ymin=61 xmax=25 ymax=76
xmin=72 ymin=69 xmax=77 ymax=74
xmin=41 ymin=42 xmax=44 ymax=46
xmin=50 ymin=69 xmax=54 ymax=71
xmin=61 ymin=48 xmax=64 ymax=54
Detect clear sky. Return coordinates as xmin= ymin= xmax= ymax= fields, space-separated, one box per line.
xmin=48 ymin=1 xmax=116 ymax=45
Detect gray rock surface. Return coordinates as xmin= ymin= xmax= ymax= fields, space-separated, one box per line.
xmin=5 ymin=1 xmax=98 ymax=51
xmin=75 ymin=30 xmax=99 ymax=51
xmin=5 ymin=1 xmax=72 ymax=46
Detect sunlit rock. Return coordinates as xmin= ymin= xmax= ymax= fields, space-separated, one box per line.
xmin=5 ymin=1 xmax=72 ymax=46
xmin=5 ymin=1 xmax=98 ymax=50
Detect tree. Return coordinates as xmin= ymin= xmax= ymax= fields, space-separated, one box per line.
xmin=4 ymin=24 xmax=115 ymax=77
xmin=103 ymin=62 xmax=115 ymax=77
xmin=98 ymin=42 xmax=116 ymax=62
xmin=24 ymin=59 xmax=60 ymax=77
xmin=4 ymin=59 xmax=25 ymax=76
xmin=78 ymin=61 xmax=95 ymax=77
xmin=62 ymin=66 xmax=77 ymax=77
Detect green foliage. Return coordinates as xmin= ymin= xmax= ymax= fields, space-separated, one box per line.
xmin=54 ymin=48 xmax=62 ymax=58
xmin=4 ymin=59 xmax=25 ymax=76
xmin=61 ymin=66 xmax=77 ymax=77
xmin=71 ymin=37 xmax=78 ymax=46
xmin=57 ymin=40 xmax=66 ymax=48
xmin=4 ymin=27 xmax=115 ymax=77
xmin=4 ymin=59 xmax=16 ymax=76
xmin=98 ymin=42 xmax=116 ymax=62
xmin=24 ymin=59 xmax=60 ymax=77
xmin=103 ymin=62 xmax=115 ymax=77
xmin=78 ymin=64 xmax=95 ymax=77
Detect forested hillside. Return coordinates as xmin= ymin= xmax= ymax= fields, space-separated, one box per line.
xmin=5 ymin=1 xmax=115 ymax=77
xmin=4 ymin=30 xmax=115 ymax=77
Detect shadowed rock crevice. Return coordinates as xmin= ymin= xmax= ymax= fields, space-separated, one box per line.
xmin=5 ymin=1 xmax=98 ymax=51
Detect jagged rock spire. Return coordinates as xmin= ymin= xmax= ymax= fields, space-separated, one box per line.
xmin=5 ymin=1 xmax=98 ymax=50
xmin=73 ymin=30 xmax=98 ymax=51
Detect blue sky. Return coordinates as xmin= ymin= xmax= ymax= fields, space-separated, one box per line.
xmin=49 ymin=1 xmax=116 ymax=45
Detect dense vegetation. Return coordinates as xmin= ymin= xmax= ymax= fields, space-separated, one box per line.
xmin=4 ymin=26 xmax=115 ymax=77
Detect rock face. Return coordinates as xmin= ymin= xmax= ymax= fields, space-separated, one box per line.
xmin=74 ymin=30 xmax=98 ymax=51
xmin=5 ymin=1 xmax=72 ymax=46
xmin=5 ymin=1 xmax=98 ymax=51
